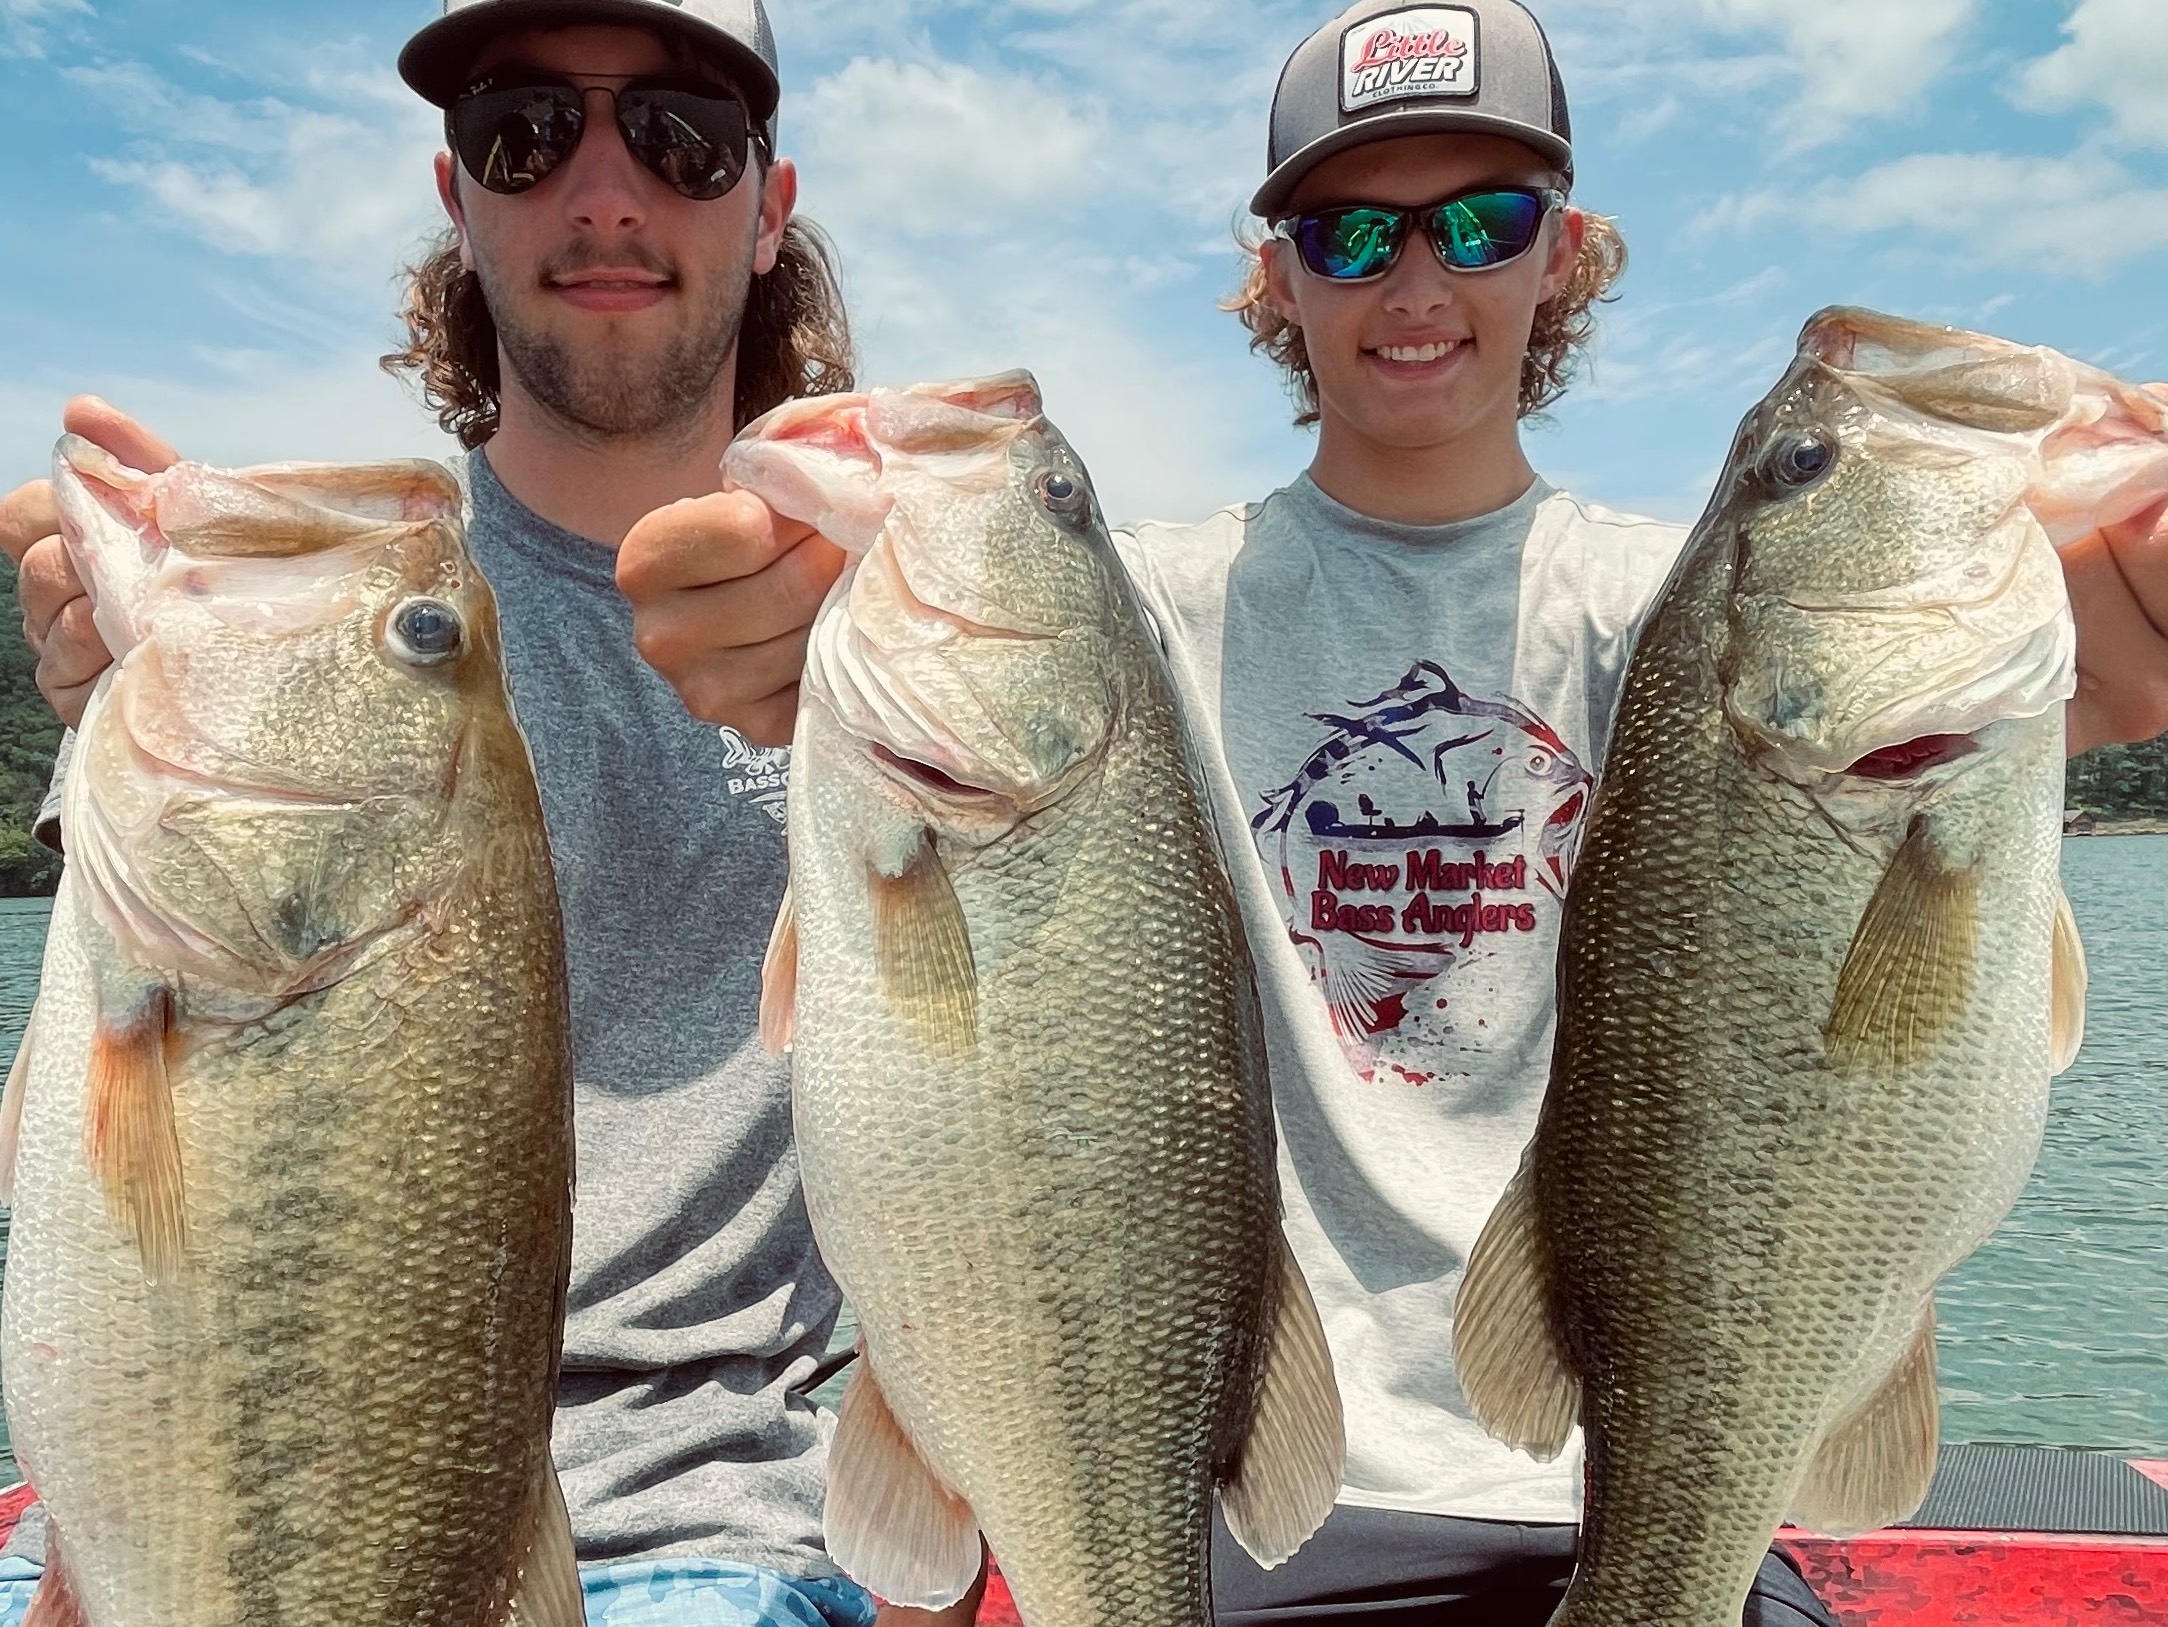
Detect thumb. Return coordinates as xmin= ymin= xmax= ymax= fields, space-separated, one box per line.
xmin=62 ymin=395 xmax=180 ymax=475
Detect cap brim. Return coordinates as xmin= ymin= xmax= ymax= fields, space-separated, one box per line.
xmin=1251 ymin=111 xmax=1573 ymax=218
xmin=400 ymin=0 xmax=779 ymax=120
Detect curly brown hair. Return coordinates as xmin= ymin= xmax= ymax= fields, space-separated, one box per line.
xmin=383 ymin=206 xmax=857 ymax=449
xmin=1223 ymin=208 xmax=1628 ymax=427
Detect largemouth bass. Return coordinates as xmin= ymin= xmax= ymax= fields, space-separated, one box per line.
xmin=0 ymin=443 xmax=580 ymax=1627
xmin=731 ymin=376 xmax=1343 ymax=1627
xmin=1454 ymin=309 xmax=2168 ymax=1626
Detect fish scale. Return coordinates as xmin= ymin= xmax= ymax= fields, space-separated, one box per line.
xmin=792 ymin=689 xmax=1278 ymax=1627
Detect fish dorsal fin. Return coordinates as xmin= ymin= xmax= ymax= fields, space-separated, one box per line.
xmin=1825 ymin=820 xmax=1980 ymax=1074
xmin=1452 ymin=1160 xmax=1580 ymax=1460
xmin=85 ymin=982 xmax=190 ymax=1284
xmin=760 ymin=885 xmax=799 ymax=1057
xmin=0 ymin=1003 xmax=42 ymax=1205
xmin=1790 ymin=1304 xmax=1941 ymax=1537
xmin=504 ymin=1452 xmax=584 ymax=1627
xmin=870 ymin=843 xmax=978 ymax=1057
xmin=2050 ymin=885 xmax=2087 ymax=1075
xmin=824 ymin=1350 xmax=984 ymax=1610
xmin=1221 ymin=1239 xmax=1346 ymax=1568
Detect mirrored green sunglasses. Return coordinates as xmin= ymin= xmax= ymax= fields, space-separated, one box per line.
xmin=1276 ymin=187 xmax=1567 ymax=281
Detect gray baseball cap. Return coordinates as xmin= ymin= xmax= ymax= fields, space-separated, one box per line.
xmin=400 ymin=0 xmax=781 ymax=130
xmin=1252 ymin=0 xmax=1572 ymax=219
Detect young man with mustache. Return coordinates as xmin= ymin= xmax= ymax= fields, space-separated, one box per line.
xmin=619 ymin=2 xmax=2168 ymax=1622
xmin=0 ymin=3 xmax=966 ymax=1624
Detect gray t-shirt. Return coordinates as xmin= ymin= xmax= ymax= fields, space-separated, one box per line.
xmin=1118 ymin=474 xmax=1685 ymax=1523
xmin=29 ymin=451 xmax=840 ymax=1576
xmin=463 ymin=452 xmax=836 ymax=1573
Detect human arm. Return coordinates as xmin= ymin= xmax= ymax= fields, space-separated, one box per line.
xmin=0 ymin=397 xmax=178 ymax=730
xmin=2062 ymin=493 xmax=2168 ymax=758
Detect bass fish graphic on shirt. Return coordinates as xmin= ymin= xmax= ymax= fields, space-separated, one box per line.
xmin=1253 ymin=662 xmax=1592 ymax=1087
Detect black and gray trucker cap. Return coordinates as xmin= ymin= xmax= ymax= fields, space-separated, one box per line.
xmin=1252 ymin=0 xmax=1572 ymax=218
xmin=400 ymin=0 xmax=781 ymax=133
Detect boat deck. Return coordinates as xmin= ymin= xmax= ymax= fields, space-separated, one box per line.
xmin=1777 ymin=1444 xmax=2168 ymax=1625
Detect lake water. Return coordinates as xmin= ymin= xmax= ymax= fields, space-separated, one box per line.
xmin=0 ymin=840 xmax=2163 ymax=1486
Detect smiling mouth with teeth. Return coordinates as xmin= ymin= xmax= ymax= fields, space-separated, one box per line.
xmin=1373 ymin=341 xmax=1464 ymax=365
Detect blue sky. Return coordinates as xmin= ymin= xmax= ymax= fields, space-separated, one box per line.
xmin=0 ymin=0 xmax=2162 ymax=526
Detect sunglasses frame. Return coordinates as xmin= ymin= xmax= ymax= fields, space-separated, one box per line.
xmin=1273 ymin=186 xmax=1569 ymax=282
xmin=447 ymin=71 xmax=771 ymax=203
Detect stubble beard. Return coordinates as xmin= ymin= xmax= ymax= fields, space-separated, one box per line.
xmin=481 ymin=253 xmax=751 ymax=445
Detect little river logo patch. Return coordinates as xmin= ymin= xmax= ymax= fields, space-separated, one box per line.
xmin=1342 ymin=6 xmax=1480 ymax=114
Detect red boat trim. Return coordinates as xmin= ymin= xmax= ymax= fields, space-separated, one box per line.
xmin=0 ymin=1483 xmax=36 ymax=1550
xmin=1778 ymin=1530 xmax=2168 ymax=1625
xmin=2132 ymin=1460 xmax=2168 ymax=1496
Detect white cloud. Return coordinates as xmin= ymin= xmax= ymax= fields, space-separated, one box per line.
xmin=0 ymin=348 xmax=455 ymax=494
xmin=65 ymin=55 xmax=443 ymax=277
xmin=2018 ymin=0 xmax=2168 ymax=149
xmin=1550 ymin=0 xmax=1977 ymax=136
xmin=785 ymin=35 xmax=1301 ymax=519
xmin=2 ymin=0 xmax=89 ymax=59
xmin=1695 ymin=0 xmax=1976 ymax=121
xmin=796 ymin=58 xmax=1107 ymax=233
xmin=1793 ymin=151 xmax=2168 ymax=278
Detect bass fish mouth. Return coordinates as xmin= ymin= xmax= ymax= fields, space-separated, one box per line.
xmin=869 ymin=743 xmax=999 ymax=802
xmin=1845 ymin=734 xmax=1980 ymax=780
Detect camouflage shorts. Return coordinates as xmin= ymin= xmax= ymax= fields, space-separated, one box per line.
xmin=0 ymin=1556 xmax=877 ymax=1627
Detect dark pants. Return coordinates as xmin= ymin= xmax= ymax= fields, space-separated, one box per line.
xmin=1211 ymin=1506 xmax=1839 ymax=1626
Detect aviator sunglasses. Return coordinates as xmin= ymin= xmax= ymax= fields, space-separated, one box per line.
xmin=448 ymin=73 xmax=766 ymax=202
xmin=1276 ymin=186 xmax=1567 ymax=281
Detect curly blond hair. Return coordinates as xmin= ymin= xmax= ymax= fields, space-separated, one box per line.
xmin=1223 ymin=208 xmax=1627 ymax=427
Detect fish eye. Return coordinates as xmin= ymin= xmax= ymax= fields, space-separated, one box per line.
xmin=388 ymin=598 xmax=464 ymax=666
xmin=1033 ymin=467 xmax=1093 ymax=526
xmin=1766 ymin=431 xmax=1837 ymax=491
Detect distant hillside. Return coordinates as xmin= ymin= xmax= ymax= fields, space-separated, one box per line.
xmin=0 ymin=564 xmax=62 ymax=898
xmin=2067 ymin=736 xmax=2168 ymax=823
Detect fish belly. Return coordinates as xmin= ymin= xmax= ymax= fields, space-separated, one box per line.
xmin=792 ymin=713 xmax=1277 ymax=1627
xmin=1 ymin=874 xmax=569 ymax=1627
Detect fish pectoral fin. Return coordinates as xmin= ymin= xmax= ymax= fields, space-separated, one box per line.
xmin=85 ymin=981 xmax=190 ymax=1285
xmin=1824 ymin=819 xmax=1980 ymax=1074
xmin=1451 ymin=1161 xmax=1579 ymax=1461
xmin=0 ymin=1001 xmax=42 ymax=1205
xmin=504 ymin=1450 xmax=584 ymax=1627
xmin=760 ymin=884 xmax=800 ymax=1057
xmin=22 ymin=1519 xmax=87 ymax=1627
xmin=1222 ymin=1239 xmax=1346 ymax=1569
xmin=870 ymin=844 xmax=978 ymax=1058
xmin=824 ymin=1350 xmax=983 ymax=1609
xmin=2050 ymin=885 xmax=2087 ymax=1075
xmin=1790 ymin=1303 xmax=1941 ymax=1538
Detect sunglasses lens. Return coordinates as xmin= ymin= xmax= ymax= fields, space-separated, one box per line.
xmin=1431 ymin=191 xmax=1547 ymax=269
xmin=452 ymin=85 xmax=584 ymax=195
xmin=617 ymin=88 xmax=752 ymax=202
xmin=1295 ymin=208 xmax=1405 ymax=280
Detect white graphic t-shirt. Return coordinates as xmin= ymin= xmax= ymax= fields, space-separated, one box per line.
xmin=1116 ymin=474 xmax=1685 ymax=1522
